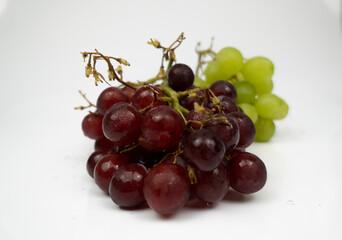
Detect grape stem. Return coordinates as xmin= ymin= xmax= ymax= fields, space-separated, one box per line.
xmin=195 ymin=40 xmax=216 ymax=78
xmin=74 ymin=90 xmax=96 ymax=110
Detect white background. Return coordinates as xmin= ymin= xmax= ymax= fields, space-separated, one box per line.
xmin=0 ymin=0 xmax=341 ymax=239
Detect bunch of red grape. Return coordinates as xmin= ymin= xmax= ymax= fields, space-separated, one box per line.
xmin=81 ymin=62 xmax=267 ymax=215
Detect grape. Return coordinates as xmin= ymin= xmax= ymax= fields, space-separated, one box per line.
xmin=96 ymin=87 xmax=127 ymax=115
xmin=193 ymin=77 xmax=208 ymax=88
xmin=229 ymin=111 xmax=256 ymax=149
xmin=109 ymin=163 xmax=147 ymax=208
xmin=82 ymin=113 xmax=105 ymax=140
xmin=209 ymin=80 xmax=237 ymax=102
xmin=228 ymin=152 xmax=267 ymax=194
xmin=94 ymin=137 xmax=118 ymax=152
xmin=102 ymin=102 xmax=142 ymax=146
xmin=216 ymin=47 xmax=244 ymax=79
xmin=143 ymin=162 xmax=191 ymax=215
xmin=86 ymin=151 xmax=108 ymax=178
xmin=167 ymin=63 xmax=194 ymax=91
xmin=254 ymin=93 xmax=288 ymax=119
xmin=204 ymin=61 xmax=226 ymax=84
xmin=94 ymin=152 xmax=130 ymax=193
xmin=254 ymin=117 xmax=275 ymax=142
xmin=183 ymin=129 xmax=225 ymax=172
xmin=193 ymin=163 xmax=229 ymax=203
xmin=234 ymin=81 xmax=256 ymax=104
xmin=241 ymin=57 xmax=274 ymax=95
xmin=186 ymin=108 xmax=210 ymax=130
xmin=141 ymin=105 xmax=185 ymax=151
xmin=204 ymin=114 xmax=240 ymax=154
xmin=237 ymin=103 xmax=258 ymax=123
xmin=131 ymin=85 xmax=165 ymax=110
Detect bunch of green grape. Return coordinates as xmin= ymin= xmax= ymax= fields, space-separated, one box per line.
xmin=194 ymin=47 xmax=288 ymax=142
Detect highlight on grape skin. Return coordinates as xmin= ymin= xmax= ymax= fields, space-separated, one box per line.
xmin=76 ymin=33 xmax=288 ymax=215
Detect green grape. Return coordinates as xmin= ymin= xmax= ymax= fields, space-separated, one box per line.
xmin=193 ymin=77 xmax=209 ymax=88
xmin=216 ymin=47 xmax=244 ymax=79
xmin=204 ymin=60 xmax=226 ymax=85
xmin=238 ymin=103 xmax=258 ymax=123
xmin=255 ymin=93 xmax=289 ymax=120
xmin=254 ymin=117 xmax=275 ymax=142
xmin=241 ymin=56 xmax=274 ymax=95
xmin=234 ymin=81 xmax=256 ymax=104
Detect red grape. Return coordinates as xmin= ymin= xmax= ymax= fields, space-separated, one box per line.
xmin=96 ymin=87 xmax=127 ymax=115
xmin=167 ymin=63 xmax=194 ymax=91
xmin=209 ymin=80 xmax=237 ymax=102
xmin=82 ymin=113 xmax=104 ymax=140
xmin=131 ymin=85 xmax=165 ymax=110
xmin=229 ymin=111 xmax=255 ymax=149
xmin=102 ymin=102 xmax=142 ymax=146
xmin=86 ymin=151 xmax=108 ymax=178
xmin=109 ymin=163 xmax=147 ymax=208
xmin=143 ymin=162 xmax=190 ymax=215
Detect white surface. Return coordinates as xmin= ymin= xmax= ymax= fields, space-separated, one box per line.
xmin=0 ymin=0 xmax=342 ymax=239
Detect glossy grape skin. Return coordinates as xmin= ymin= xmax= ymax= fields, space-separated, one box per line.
xmin=183 ymin=129 xmax=225 ymax=172
xmin=141 ymin=105 xmax=185 ymax=151
xmin=86 ymin=151 xmax=108 ymax=178
xmin=238 ymin=103 xmax=258 ymax=123
xmin=186 ymin=108 xmax=210 ymax=130
xmin=241 ymin=57 xmax=274 ymax=95
xmin=131 ymin=85 xmax=165 ymax=110
xmin=209 ymin=80 xmax=237 ymax=102
xmin=228 ymin=152 xmax=267 ymax=194
xmin=193 ymin=163 xmax=229 ymax=203
xmin=254 ymin=93 xmax=289 ymax=120
xmin=94 ymin=137 xmax=118 ymax=152
xmin=204 ymin=114 xmax=240 ymax=154
xmin=204 ymin=61 xmax=227 ymax=84
xmin=96 ymin=87 xmax=127 ymax=115
xmin=102 ymin=102 xmax=142 ymax=146
xmin=167 ymin=63 xmax=194 ymax=91
xmin=82 ymin=113 xmax=104 ymax=140
xmin=254 ymin=117 xmax=275 ymax=142
xmin=109 ymin=163 xmax=147 ymax=208
xmin=229 ymin=111 xmax=256 ymax=149
xmin=234 ymin=81 xmax=256 ymax=104
xmin=94 ymin=152 xmax=130 ymax=193
xmin=143 ymin=162 xmax=191 ymax=215
xmin=215 ymin=47 xmax=244 ymax=79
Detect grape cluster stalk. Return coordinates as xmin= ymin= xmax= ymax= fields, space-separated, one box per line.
xmin=77 ymin=33 xmax=287 ymax=215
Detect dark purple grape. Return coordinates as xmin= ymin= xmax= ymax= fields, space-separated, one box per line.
xmin=131 ymin=85 xmax=165 ymax=110
xmin=180 ymin=90 xmax=208 ymax=111
xmin=228 ymin=152 xmax=267 ymax=194
xmin=229 ymin=111 xmax=255 ymax=149
xmin=206 ymin=95 xmax=239 ymax=114
xmin=143 ymin=162 xmax=191 ymax=215
xmin=204 ymin=114 xmax=240 ymax=154
xmin=141 ymin=105 xmax=185 ymax=151
xmin=193 ymin=163 xmax=229 ymax=203
xmin=186 ymin=108 xmax=211 ymax=130
xmin=94 ymin=152 xmax=130 ymax=194
xmin=86 ymin=151 xmax=108 ymax=178
xmin=102 ymin=102 xmax=142 ymax=146
xmin=122 ymin=86 xmax=136 ymax=103
xmin=109 ymin=163 xmax=147 ymax=208
xmin=96 ymin=87 xmax=127 ymax=115
xmin=183 ymin=129 xmax=225 ymax=172
xmin=209 ymin=80 xmax=237 ymax=102
xmin=167 ymin=64 xmax=194 ymax=91
xmin=82 ymin=113 xmax=104 ymax=140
